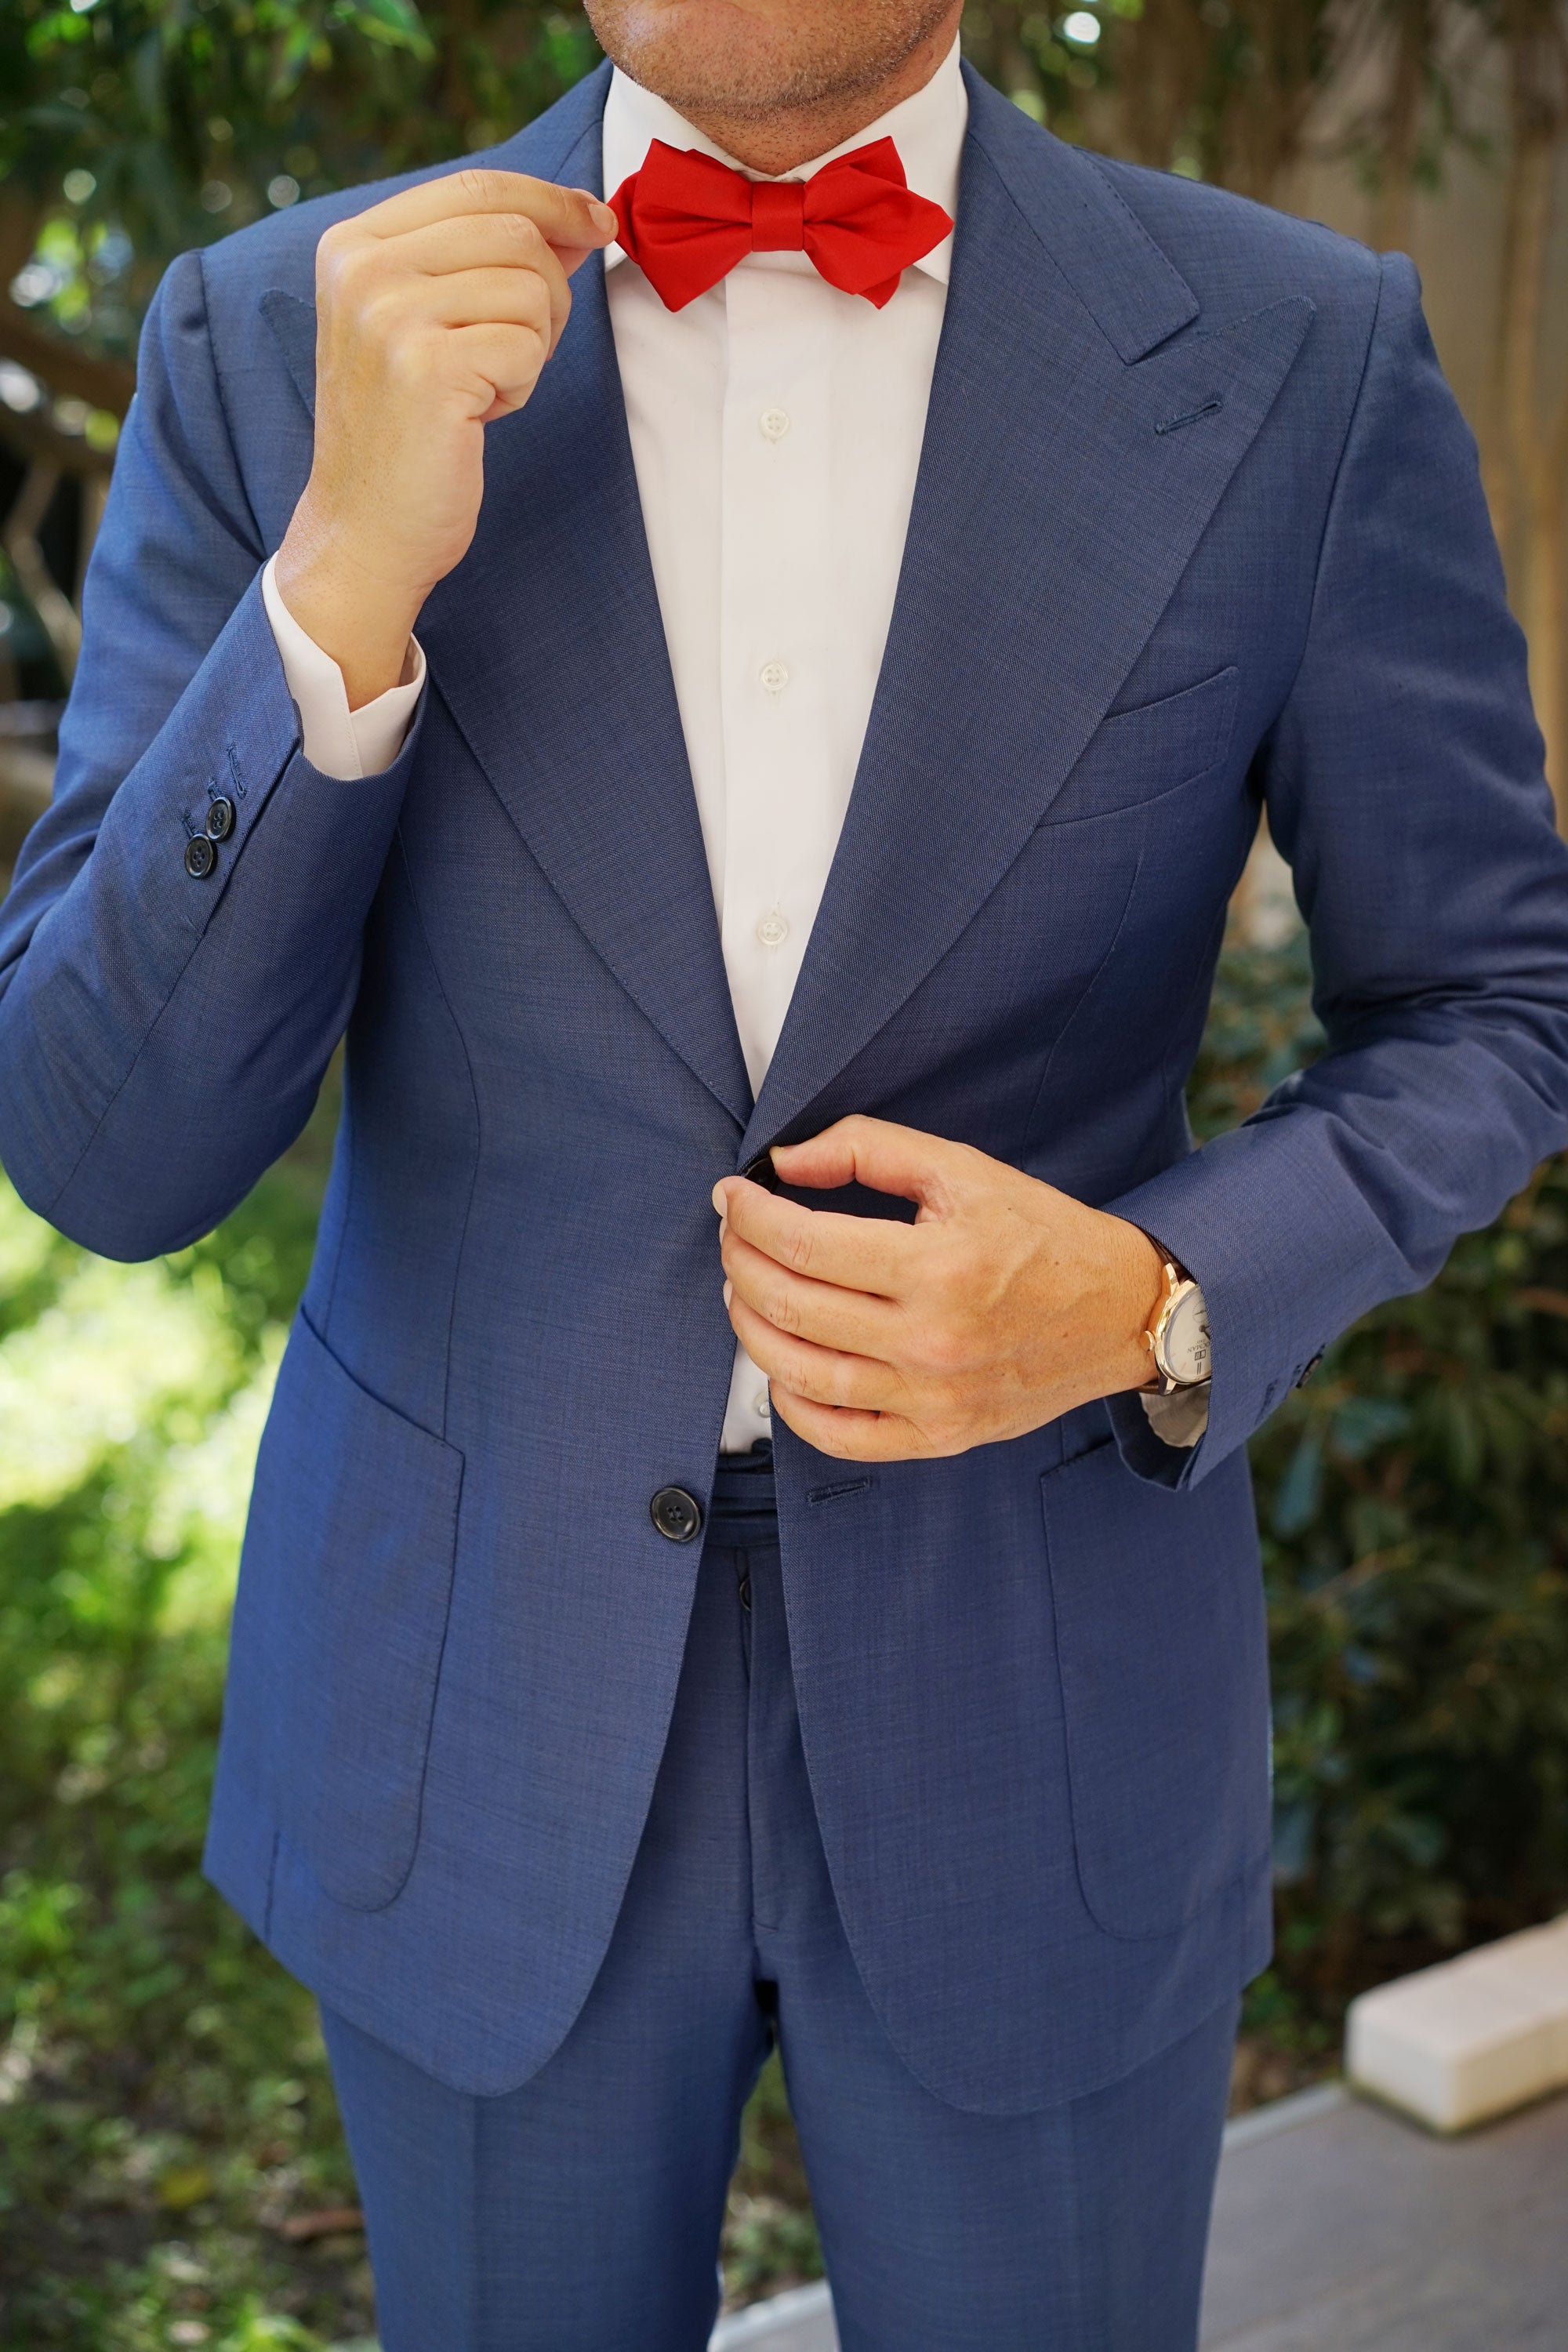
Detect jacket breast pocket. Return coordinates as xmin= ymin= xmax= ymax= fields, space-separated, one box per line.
xmin=1040 ymin=1438 xmax=1270 ymax=1940
xmin=1045 ymin=666 xmax=1240 ymax=827
xmin=234 ymin=1308 xmax=464 ymax=1911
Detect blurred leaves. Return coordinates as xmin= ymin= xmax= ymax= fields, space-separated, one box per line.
xmin=722 ymin=2051 xmax=824 ymax=2313
xmin=0 ymin=0 xmax=605 ymax=374
xmin=0 ymin=1082 xmax=366 ymax=2350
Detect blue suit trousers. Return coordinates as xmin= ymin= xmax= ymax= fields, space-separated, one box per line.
xmin=322 ymin=1451 xmax=1239 ymax=2352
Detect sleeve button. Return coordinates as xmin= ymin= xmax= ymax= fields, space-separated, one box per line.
xmin=184 ymin=834 xmax=217 ymax=879
xmin=205 ymin=796 xmax=235 ymax=841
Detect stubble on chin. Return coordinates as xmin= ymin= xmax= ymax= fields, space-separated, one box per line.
xmin=583 ymin=0 xmax=959 ymax=123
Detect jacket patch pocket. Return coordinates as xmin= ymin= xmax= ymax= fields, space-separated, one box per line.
xmin=235 ymin=1308 xmax=464 ymax=1911
xmin=1040 ymin=1437 xmax=1269 ymax=1940
xmin=1046 ymin=666 xmax=1240 ymax=827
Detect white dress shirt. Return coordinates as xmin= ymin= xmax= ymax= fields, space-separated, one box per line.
xmin=263 ymin=41 xmax=1204 ymax=1455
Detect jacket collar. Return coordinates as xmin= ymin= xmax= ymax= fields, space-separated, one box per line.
xmin=260 ymin=62 xmax=1313 ymax=1154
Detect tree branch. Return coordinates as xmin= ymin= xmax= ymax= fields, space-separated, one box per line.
xmin=0 ymin=303 xmax=136 ymax=421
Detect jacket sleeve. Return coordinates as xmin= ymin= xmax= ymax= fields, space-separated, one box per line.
xmin=1105 ymin=252 xmax=1568 ymax=1489
xmin=0 ymin=248 xmax=423 ymax=1261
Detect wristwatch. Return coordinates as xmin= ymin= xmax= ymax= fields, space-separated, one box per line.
xmin=1145 ymin=1258 xmax=1211 ymax=1393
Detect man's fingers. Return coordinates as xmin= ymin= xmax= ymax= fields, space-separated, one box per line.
xmin=769 ymin=1114 xmax=975 ymax=1213
xmin=349 ymin=169 xmax=617 ymax=261
xmin=721 ymin=1227 xmax=903 ymax=1356
xmin=713 ymin=1180 xmax=916 ymax=1295
xmin=401 ymin=266 xmax=563 ymax=342
xmin=725 ymin=1288 xmax=904 ymax=1417
xmin=445 ymin=322 xmax=553 ymax=415
xmin=384 ymin=212 xmax=574 ymax=311
xmin=766 ymin=1385 xmax=930 ymax=1461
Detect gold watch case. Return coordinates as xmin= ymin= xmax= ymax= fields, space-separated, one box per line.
xmin=1145 ymin=1258 xmax=1212 ymax=1392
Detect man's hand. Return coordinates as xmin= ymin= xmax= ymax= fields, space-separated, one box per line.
xmin=274 ymin=170 xmax=618 ymax=707
xmin=713 ymin=1116 xmax=1166 ymax=1461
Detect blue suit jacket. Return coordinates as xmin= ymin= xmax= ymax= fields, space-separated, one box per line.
xmin=3 ymin=62 xmax=1567 ymax=2108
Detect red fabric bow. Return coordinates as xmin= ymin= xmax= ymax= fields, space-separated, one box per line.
xmin=608 ymin=136 xmax=954 ymax=313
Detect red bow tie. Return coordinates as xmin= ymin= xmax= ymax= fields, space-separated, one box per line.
xmin=608 ymin=136 xmax=953 ymax=314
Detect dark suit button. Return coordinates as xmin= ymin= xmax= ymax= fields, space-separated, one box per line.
xmin=205 ymin=796 xmax=235 ymax=841
xmin=649 ymin=1486 xmax=703 ymax=1544
xmin=741 ymin=1151 xmax=779 ymax=1192
xmin=1296 ymin=1351 xmax=1324 ymax=1388
xmin=184 ymin=834 xmax=216 ymax=879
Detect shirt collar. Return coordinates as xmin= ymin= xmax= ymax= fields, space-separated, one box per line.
xmin=600 ymin=36 xmax=967 ymax=288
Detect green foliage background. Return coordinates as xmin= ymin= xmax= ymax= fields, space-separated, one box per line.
xmin=2 ymin=934 xmax=1566 ymax=2344
xmin=1 ymin=0 xmax=604 ymax=372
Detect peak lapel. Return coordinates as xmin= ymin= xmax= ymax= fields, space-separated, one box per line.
xmin=417 ymin=260 xmax=753 ymax=1131
xmin=260 ymin=72 xmax=753 ymax=1134
xmin=741 ymin=81 xmax=1313 ymax=1165
xmin=418 ymin=98 xmax=752 ymax=1131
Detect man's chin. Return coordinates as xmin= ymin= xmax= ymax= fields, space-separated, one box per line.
xmin=584 ymin=0 xmax=950 ymax=124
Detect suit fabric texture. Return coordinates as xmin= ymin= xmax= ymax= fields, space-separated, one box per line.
xmin=321 ymin=1453 xmax=1240 ymax=2352
xmin=2 ymin=62 xmax=1567 ymax=2114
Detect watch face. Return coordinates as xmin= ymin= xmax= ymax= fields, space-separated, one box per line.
xmin=1163 ymin=1287 xmax=1211 ymax=1384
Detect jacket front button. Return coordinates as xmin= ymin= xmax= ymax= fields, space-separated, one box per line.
xmin=741 ymin=1151 xmax=779 ymax=1192
xmin=649 ymin=1486 xmax=703 ymax=1544
xmin=184 ymin=834 xmax=216 ymax=879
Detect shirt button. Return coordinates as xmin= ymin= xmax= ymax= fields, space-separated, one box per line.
xmin=753 ymin=1390 xmax=771 ymax=1419
xmin=759 ymin=659 xmax=789 ymax=695
xmin=760 ymin=407 xmax=790 ymax=441
xmin=755 ymin=909 xmax=789 ymax=948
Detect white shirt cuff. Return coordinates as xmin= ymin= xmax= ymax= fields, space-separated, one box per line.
xmin=1139 ymin=1384 xmax=1210 ymax=1449
xmin=261 ymin=553 xmax=425 ymax=779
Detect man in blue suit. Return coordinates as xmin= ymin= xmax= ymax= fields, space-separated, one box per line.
xmin=4 ymin=0 xmax=1568 ymax=2339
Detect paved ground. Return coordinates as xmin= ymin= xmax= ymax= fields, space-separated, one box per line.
xmin=1202 ymin=2082 xmax=1568 ymax=2350
xmin=711 ymin=2081 xmax=1568 ymax=2350
xmin=710 ymin=2281 xmax=837 ymax=2350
